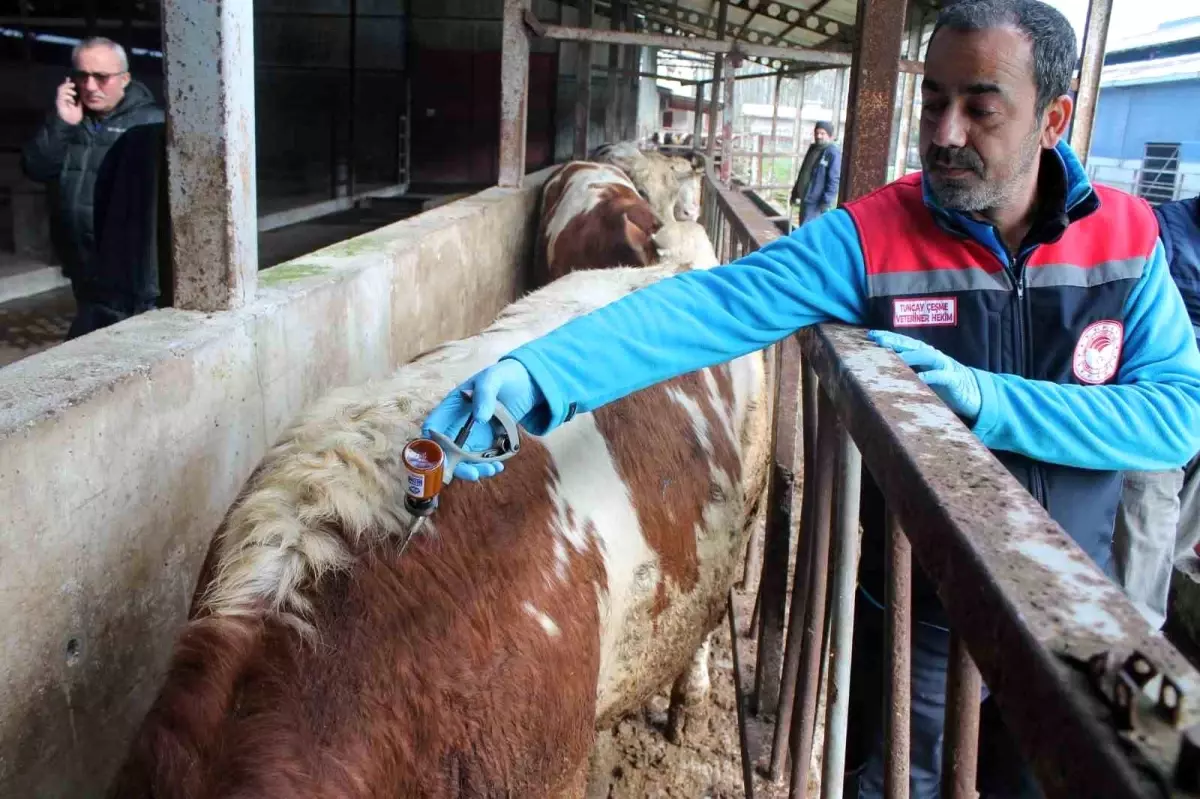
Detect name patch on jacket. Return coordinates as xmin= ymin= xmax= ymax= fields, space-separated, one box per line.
xmin=1073 ymin=319 xmax=1124 ymax=384
xmin=892 ymin=297 xmax=957 ymax=328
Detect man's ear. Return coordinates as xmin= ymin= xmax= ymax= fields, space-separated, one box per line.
xmin=1041 ymin=93 xmax=1073 ymax=149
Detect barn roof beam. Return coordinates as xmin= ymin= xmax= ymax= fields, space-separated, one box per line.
xmin=535 ymin=22 xmax=852 ymax=65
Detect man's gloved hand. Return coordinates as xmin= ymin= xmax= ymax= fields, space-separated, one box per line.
xmin=421 ymin=359 xmax=545 ymax=482
xmin=867 ymin=330 xmax=983 ymax=422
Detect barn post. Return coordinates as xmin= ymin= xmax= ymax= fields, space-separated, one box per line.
xmin=692 ymin=77 xmax=705 ymax=149
xmin=604 ymin=0 xmax=623 ymax=142
xmin=1069 ymin=0 xmax=1113 ymax=166
xmin=839 ymin=0 xmax=906 ymax=202
xmin=161 ymin=0 xmax=258 ymax=312
xmin=573 ymin=0 xmax=595 ymax=158
xmin=719 ymin=52 xmax=739 ymax=184
xmin=498 ymin=0 xmax=534 ymax=187
xmin=706 ymin=0 xmax=730 ymax=162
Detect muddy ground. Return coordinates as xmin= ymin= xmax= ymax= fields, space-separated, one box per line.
xmin=590 ymin=516 xmax=826 ymax=799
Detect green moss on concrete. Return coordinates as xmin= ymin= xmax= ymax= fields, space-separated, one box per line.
xmin=323 ymin=234 xmax=387 ymax=258
xmin=259 ymin=263 xmax=331 ymax=286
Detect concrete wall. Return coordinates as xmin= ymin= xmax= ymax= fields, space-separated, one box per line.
xmin=1087 ymin=155 xmax=1200 ymax=200
xmin=0 ymin=166 xmax=554 ymax=798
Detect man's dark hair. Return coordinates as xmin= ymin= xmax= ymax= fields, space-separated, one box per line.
xmin=931 ymin=0 xmax=1077 ymax=114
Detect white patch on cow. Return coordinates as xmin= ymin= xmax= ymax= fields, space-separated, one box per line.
xmin=199 ymin=264 xmax=685 ymax=631
xmin=701 ymin=369 xmax=739 ymax=455
xmin=538 ymin=412 xmax=658 ymax=716
xmin=523 ymin=601 xmax=561 ymax=637
xmin=677 ymin=634 xmax=712 ymax=704
xmin=666 ymin=386 xmax=712 ymax=455
xmin=553 ymin=538 xmax=569 ymax=582
xmin=543 ymin=163 xmax=639 ymax=270
xmin=652 ymin=221 xmax=719 ymax=270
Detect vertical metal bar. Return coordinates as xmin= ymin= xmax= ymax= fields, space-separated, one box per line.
xmin=941 ymin=633 xmax=982 ymax=799
xmin=832 ymin=68 xmax=848 ymax=139
xmin=788 ymin=389 xmax=839 ymax=799
xmin=498 ymin=0 xmax=533 ymax=187
xmin=720 ymin=53 xmax=739 ymax=184
xmin=16 ymin=0 xmax=32 ymax=62
xmin=162 ymin=0 xmax=259 ymax=312
xmin=1069 ymin=0 xmax=1113 ymax=165
xmin=770 ymin=361 xmax=820 ymax=781
xmin=768 ymin=74 xmax=782 ymax=198
xmin=885 ymin=511 xmax=912 ymax=799
xmin=891 ymin=5 xmax=923 ymax=181
xmin=624 ymin=5 xmax=639 ymax=141
xmin=706 ymin=0 xmax=729 ymax=160
xmin=348 ymin=0 xmax=358 ymax=197
xmin=753 ymin=334 xmax=802 ymax=716
xmin=574 ymin=0 xmax=595 ymax=159
xmin=840 ymin=0 xmax=906 ymax=202
xmin=693 ymin=78 xmax=705 ymax=149
xmin=819 ymin=427 xmax=862 ymax=799
xmin=604 ymin=1 xmax=622 ymax=142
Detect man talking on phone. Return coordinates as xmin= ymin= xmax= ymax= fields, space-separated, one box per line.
xmin=21 ymin=36 xmax=166 ymax=339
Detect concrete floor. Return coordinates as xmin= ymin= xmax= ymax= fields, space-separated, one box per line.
xmin=0 ymin=284 xmax=74 ymax=367
xmin=0 ymin=191 xmax=471 ymax=369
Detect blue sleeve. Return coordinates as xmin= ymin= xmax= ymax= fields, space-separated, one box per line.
xmin=506 ymin=209 xmax=870 ymax=434
xmin=822 ymin=148 xmax=842 ymax=209
xmin=970 ymin=239 xmax=1200 ymax=471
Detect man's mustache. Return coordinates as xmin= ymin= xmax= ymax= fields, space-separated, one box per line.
xmin=926 ymin=145 xmax=983 ymax=175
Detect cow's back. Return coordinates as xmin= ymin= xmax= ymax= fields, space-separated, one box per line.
xmin=110 ymin=264 xmax=768 ymax=799
xmin=535 ymin=162 xmax=663 ymax=287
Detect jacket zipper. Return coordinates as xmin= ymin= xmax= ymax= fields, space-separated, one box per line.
xmin=1012 ymin=248 xmax=1047 ymax=507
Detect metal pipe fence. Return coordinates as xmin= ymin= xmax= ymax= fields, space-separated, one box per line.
xmin=698 ymin=162 xmax=1200 ymax=799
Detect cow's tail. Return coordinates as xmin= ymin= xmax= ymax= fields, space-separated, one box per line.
xmin=107 ymin=616 xmax=266 ymax=799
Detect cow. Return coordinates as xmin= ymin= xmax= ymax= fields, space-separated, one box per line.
xmin=534 ymin=161 xmax=664 ymax=287
xmin=589 ymin=141 xmax=705 ymax=223
xmin=107 ymin=261 xmax=771 ymax=799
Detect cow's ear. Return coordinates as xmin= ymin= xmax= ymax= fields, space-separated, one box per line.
xmin=687 ymin=152 xmax=706 ymax=172
xmin=622 ymin=212 xmax=659 ymax=266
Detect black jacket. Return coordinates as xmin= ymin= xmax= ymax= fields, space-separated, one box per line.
xmin=21 ymin=80 xmax=166 ymax=301
xmin=1155 ymin=196 xmax=1200 ymax=349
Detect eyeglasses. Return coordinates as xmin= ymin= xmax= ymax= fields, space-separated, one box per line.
xmin=71 ymin=70 xmax=126 ymax=85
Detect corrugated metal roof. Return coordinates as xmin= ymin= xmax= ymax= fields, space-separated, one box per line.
xmin=595 ymin=0 xmax=941 ymax=68
xmin=1100 ymin=51 xmax=1200 ymax=88
xmin=1107 ymin=17 xmax=1200 ymax=55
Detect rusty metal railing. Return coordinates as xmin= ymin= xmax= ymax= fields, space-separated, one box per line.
xmin=698 ymin=164 xmax=1200 ymax=799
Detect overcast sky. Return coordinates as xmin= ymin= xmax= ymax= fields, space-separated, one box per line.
xmin=1044 ymin=0 xmax=1198 ymax=52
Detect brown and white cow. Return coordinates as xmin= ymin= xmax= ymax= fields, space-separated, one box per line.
xmin=108 ymin=263 xmax=770 ymax=799
xmin=590 ymin=141 xmax=705 ymax=223
xmin=534 ymin=161 xmax=664 ymax=287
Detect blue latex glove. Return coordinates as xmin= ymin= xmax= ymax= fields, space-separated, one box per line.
xmin=868 ymin=330 xmax=983 ymax=422
xmin=421 ymin=359 xmax=546 ymax=482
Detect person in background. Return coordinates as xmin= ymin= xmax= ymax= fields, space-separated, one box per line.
xmin=21 ymin=36 xmax=167 ymax=340
xmin=1113 ymin=191 xmax=1200 ymax=630
xmin=789 ymin=120 xmax=842 ymax=225
xmin=422 ymin=0 xmax=1200 ymax=794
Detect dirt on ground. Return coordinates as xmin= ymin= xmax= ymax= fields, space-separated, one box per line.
xmin=590 ymin=514 xmax=824 ymax=799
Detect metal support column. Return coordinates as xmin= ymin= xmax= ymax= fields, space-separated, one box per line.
xmin=706 ymin=0 xmax=729 ymax=159
xmin=574 ymin=0 xmax=595 ymax=158
xmin=720 ymin=52 xmax=739 ymax=184
xmin=768 ymin=74 xmax=782 ymax=193
xmin=573 ymin=0 xmax=595 ymax=158
xmin=604 ymin=1 xmax=622 ymax=142
xmin=840 ymin=0 xmax=906 ymax=202
xmin=692 ymin=78 xmax=706 ymax=148
xmin=498 ymin=0 xmax=533 ymax=187
xmin=162 ymin=0 xmax=258 ymax=312
xmin=1069 ymin=0 xmax=1113 ymax=165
